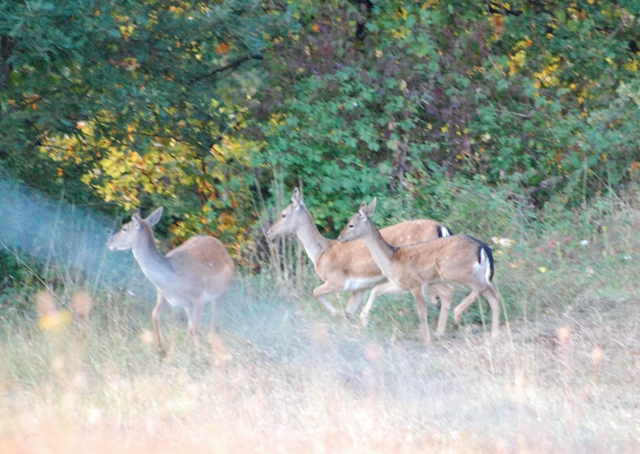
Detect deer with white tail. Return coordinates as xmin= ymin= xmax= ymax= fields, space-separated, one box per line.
xmin=337 ymin=199 xmax=501 ymax=344
xmin=267 ymin=188 xmax=454 ymax=328
xmin=108 ymin=207 xmax=234 ymax=354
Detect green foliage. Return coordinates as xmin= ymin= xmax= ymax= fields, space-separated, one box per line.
xmin=258 ymin=0 xmax=640 ymax=231
xmin=0 ymin=252 xmax=40 ymax=316
xmin=2 ymin=0 xmax=640 ymax=271
xmin=0 ymin=0 xmax=291 ymax=254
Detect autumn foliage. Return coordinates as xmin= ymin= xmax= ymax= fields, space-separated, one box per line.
xmin=1 ymin=0 xmax=639 ymax=262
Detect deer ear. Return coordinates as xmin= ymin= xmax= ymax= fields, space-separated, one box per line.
xmin=131 ymin=211 xmax=142 ymax=228
xmin=146 ymin=206 xmax=164 ymax=226
xmin=291 ymin=187 xmax=302 ymax=208
xmin=366 ymin=198 xmax=377 ymax=216
xmin=358 ymin=201 xmax=368 ymax=219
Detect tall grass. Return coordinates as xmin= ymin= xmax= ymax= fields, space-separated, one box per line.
xmin=1 ymin=281 xmax=639 ymax=452
xmin=1 ymin=182 xmax=640 ymax=452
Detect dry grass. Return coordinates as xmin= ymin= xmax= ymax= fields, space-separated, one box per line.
xmin=0 ymin=275 xmax=639 ymax=453
xmin=2 ymin=191 xmax=640 ymax=453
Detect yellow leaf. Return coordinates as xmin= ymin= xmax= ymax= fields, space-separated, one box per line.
xmin=38 ymin=310 xmax=72 ymax=332
xmin=624 ymin=59 xmax=639 ymax=72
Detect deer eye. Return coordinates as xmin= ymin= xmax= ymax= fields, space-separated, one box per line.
xmin=281 ymin=213 xmax=286 ymax=218
xmin=349 ymin=224 xmax=354 ymax=228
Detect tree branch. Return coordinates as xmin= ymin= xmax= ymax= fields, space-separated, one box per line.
xmin=1 ymin=36 xmax=15 ymax=91
xmin=188 ymin=55 xmax=264 ymax=84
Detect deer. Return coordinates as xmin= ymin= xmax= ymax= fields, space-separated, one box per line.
xmin=266 ymin=188 xmax=455 ymax=331
xmin=108 ymin=207 xmax=235 ymax=354
xmin=337 ymin=199 xmax=501 ymax=344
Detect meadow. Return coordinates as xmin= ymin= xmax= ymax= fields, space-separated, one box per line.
xmin=2 ymin=2 xmax=640 ymax=452
xmin=1 ymin=186 xmax=640 ymax=453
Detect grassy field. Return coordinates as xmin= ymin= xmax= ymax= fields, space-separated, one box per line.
xmin=1 ymin=192 xmax=640 ymax=453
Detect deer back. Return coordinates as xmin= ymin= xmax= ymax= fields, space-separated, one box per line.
xmin=165 ymin=235 xmax=235 ymax=298
xmin=316 ymin=219 xmax=450 ymax=284
xmin=393 ymin=235 xmax=493 ymax=290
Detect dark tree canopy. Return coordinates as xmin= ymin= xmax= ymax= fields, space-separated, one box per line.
xmin=1 ymin=0 xmax=639 ymax=257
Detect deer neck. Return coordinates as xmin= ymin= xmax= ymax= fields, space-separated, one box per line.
xmin=131 ymin=224 xmax=174 ymax=286
xmin=360 ymin=220 xmax=396 ymax=279
xmin=295 ymin=206 xmax=330 ymax=265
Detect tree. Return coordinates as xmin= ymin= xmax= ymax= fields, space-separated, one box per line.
xmin=258 ymin=0 xmax=640 ymax=232
xmin=1 ymin=0 xmax=291 ymax=257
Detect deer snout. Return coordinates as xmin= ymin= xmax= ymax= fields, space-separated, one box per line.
xmin=266 ymin=228 xmax=276 ymax=240
xmin=107 ymin=235 xmax=129 ymax=251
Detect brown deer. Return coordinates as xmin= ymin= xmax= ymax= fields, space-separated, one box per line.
xmin=108 ymin=207 xmax=234 ymax=353
xmin=267 ymin=188 xmax=454 ymax=329
xmin=337 ymin=199 xmax=501 ymax=344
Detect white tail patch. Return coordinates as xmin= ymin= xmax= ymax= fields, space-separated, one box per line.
xmin=439 ymin=226 xmax=451 ymax=237
xmin=479 ymin=248 xmax=491 ymax=282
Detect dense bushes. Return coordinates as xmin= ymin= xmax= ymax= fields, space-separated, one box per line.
xmin=1 ymin=0 xmax=639 ymax=269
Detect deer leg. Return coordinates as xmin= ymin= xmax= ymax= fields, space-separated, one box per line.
xmin=312 ymin=282 xmax=343 ymax=316
xmin=428 ymin=282 xmax=446 ymax=308
xmin=481 ymin=285 xmax=502 ymax=340
xmin=429 ymin=292 xmax=440 ymax=308
xmin=433 ymin=283 xmax=455 ymax=338
xmin=360 ymin=281 xmax=404 ymax=326
xmin=345 ymin=290 xmax=365 ymax=318
xmin=209 ymin=299 xmax=219 ymax=335
xmin=152 ymin=293 xmax=169 ymax=354
xmin=430 ymin=282 xmax=452 ymax=308
xmin=452 ymin=290 xmax=481 ymax=326
xmin=411 ymin=287 xmax=431 ymax=345
xmin=187 ymin=298 xmax=205 ymax=337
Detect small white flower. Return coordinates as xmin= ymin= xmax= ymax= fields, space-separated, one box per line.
xmin=580 ymin=240 xmax=589 ymax=246
xmin=491 ymin=237 xmax=514 ymax=247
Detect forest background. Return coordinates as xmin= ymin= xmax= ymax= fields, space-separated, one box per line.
xmin=2 ymin=0 xmax=639 ymax=268
xmin=2 ymin=1 xmax=640 ymax=451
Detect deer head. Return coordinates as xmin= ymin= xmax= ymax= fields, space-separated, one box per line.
xmin=107 ymin=207 xmax=163 ymax=251
xmin=337 ymin=198 xmax=377 ymax=243
xmin=266 ymin=188 xmax=306 ymax=239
